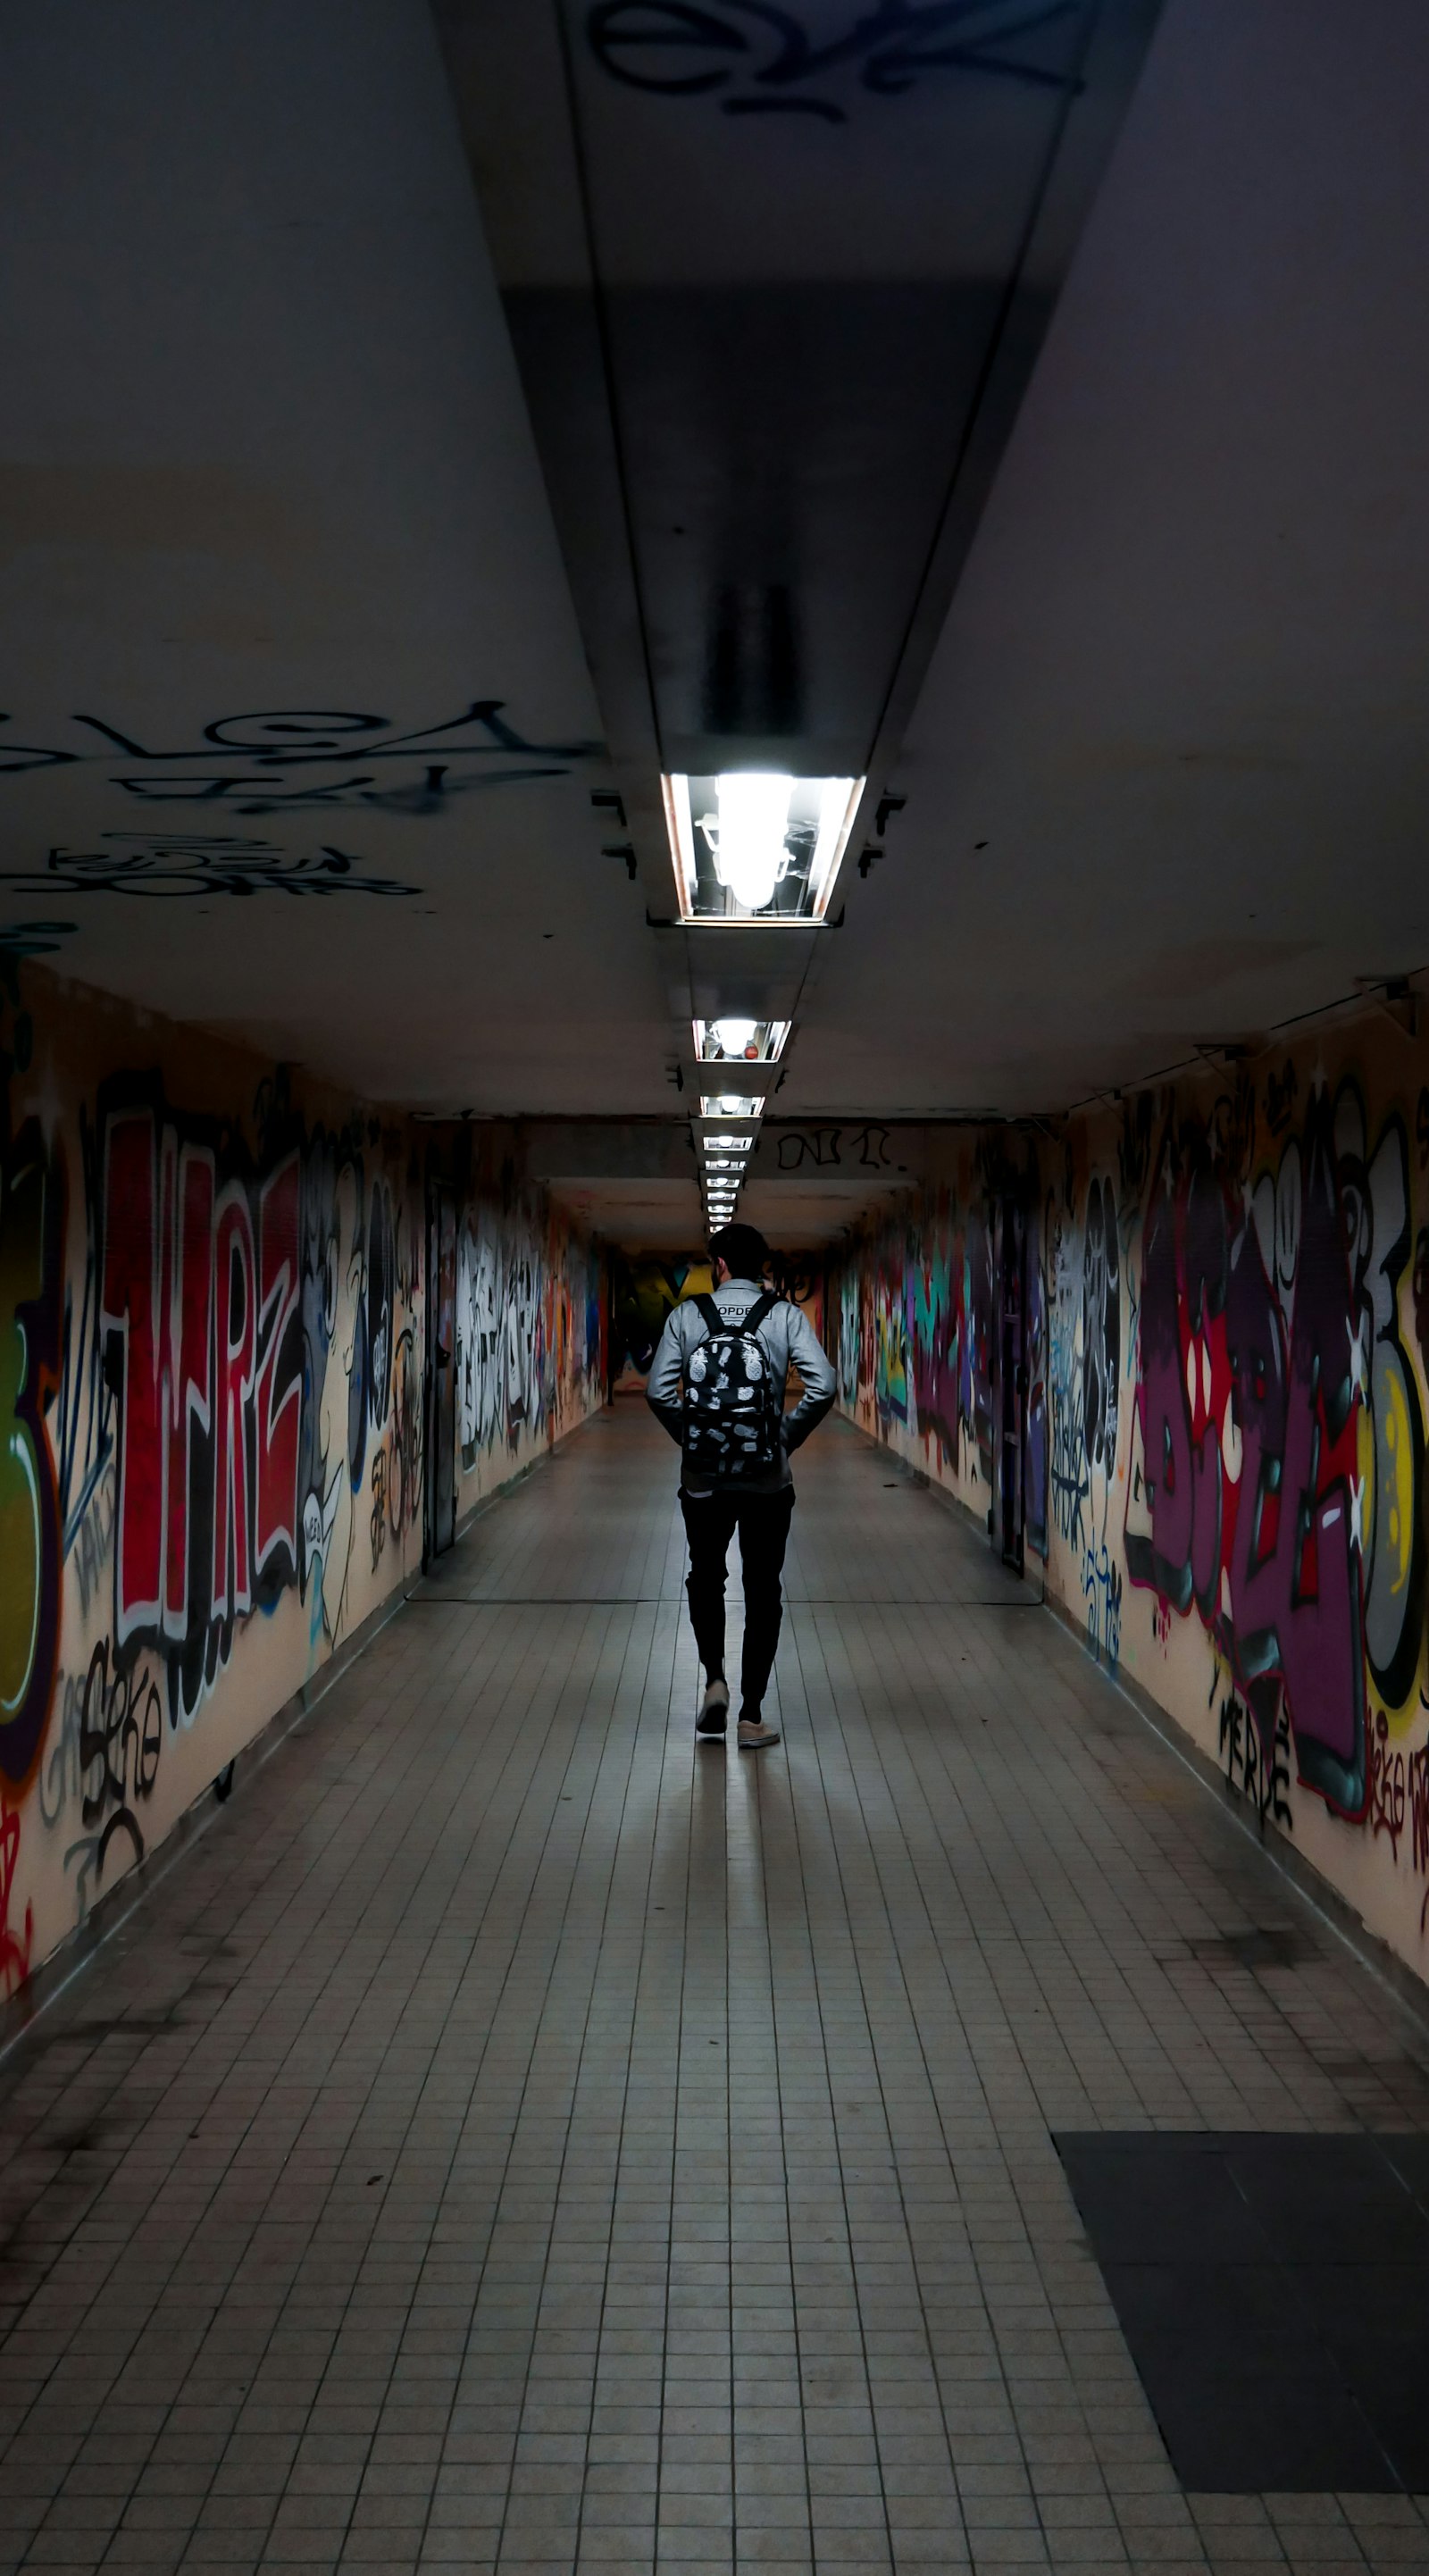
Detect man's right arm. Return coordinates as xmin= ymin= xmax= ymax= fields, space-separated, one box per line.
xmin=645 ymin=1306 xmax=688 ymax=1446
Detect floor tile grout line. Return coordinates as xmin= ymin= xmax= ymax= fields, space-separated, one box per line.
xmin=196 ymin=1602 xmax=638 ymax=2576
xmin=407 ymin=1598 xmax=653 ymax=2572
xmin=18 ymin=1635 xmax=499 ymax=2572
xmin=750 ymin=1744 xmax=855 ymax=2571
xmin=561 ymin=1594 xmax=677 ymax=2573
xmin=785 ymin=1606 xmax=992 ymax=2570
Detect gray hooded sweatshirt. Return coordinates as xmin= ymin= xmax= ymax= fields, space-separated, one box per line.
xmin=646 ymin=1276 xmax=837 ymax=1496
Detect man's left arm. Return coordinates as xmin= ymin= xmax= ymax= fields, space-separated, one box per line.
xmin=781 ymin=1304 xmax=837 ymax=1451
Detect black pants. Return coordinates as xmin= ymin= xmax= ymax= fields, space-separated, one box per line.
xmin=680 ymin=1485 xmax=796 ymax=1712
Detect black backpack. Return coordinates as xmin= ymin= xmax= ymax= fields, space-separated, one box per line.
xmin=681 ymin=1292 xmax=783 ymax=1481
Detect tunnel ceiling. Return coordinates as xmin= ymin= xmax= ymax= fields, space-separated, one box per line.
xmin=3 ymin=0 xmax=1427 ymax=1251
xmin=796 ymin=0 xmax=1429 ymax=1122
xmin=0 ymin=0 xmax=670 ymax=1122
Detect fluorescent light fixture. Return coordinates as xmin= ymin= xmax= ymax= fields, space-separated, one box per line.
xmin=809 ymin=777 xmax=862 ymax=912
xmin=667 ymin=778 xmax=863 ymax=922
xmin=662 ymin=773 xmax=698 ymax=914
xmin=699 ymin=1095 xmax=762 ymax=1117
xmin=713 ymin=1017 xmax=757 ymax=1055
xmin=706 ymin=774 xmax=790 ymax=912
xmin=706 ymin=1133 xmax=754 ymax=1150
xmin=692 ymin=1019 xmax=790 ymax=1062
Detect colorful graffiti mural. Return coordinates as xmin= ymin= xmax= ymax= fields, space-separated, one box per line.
xmin=0 ymin=956 xmax=604 ymax=1998
xmin=831 ymin=1033 xmax=1429 ymax=1981
xmin=94 ymin=1084 xmax=424 ymax=1710
xmin=455 ymin=1204 xmax=604 ymax=1489
xmin=1125 ymin=1087 xmax=1366 ymax=1813
xmin=838 ymin=1161 xmax=1024 ymax=1523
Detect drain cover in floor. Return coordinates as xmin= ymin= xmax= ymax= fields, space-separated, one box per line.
xmin=1056 ymin=2131 xmax=1429 ymax=2490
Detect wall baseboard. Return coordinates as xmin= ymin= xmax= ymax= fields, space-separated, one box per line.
xmin=0 ymin=1579 xmax=411 ymax=2074
xmin=447 ymin=1413 xmax=574 ymax=1550
xmin=1042 ymin=1592 xmax=1429 ymax=2040
xmin=842 ymin=1409 xmax=1429 ymax=2035
xmin=0 ymin=1400 xmax=608 ymax=2074
xmin=843 ymin=1409 xmax=1039 ymax=1577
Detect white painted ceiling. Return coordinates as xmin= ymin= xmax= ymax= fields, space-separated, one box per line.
xmin=4 ymin=0 xmax=1427 ymax=1248
xmin=794 ymin=0 xmax=1429 ymax=1119
xmin=0 ymin=0 xmax=669 ymax=1116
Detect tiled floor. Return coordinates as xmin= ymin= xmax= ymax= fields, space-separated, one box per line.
xmin=1 ymin=1404 xmax=1427 ymax=2575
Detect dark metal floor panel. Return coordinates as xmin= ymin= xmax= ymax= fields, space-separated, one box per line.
xmin=1057 ymin=2131 xmax=1429 ymax=2491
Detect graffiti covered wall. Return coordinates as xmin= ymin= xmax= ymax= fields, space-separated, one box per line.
xmin=834 ymin=1131 xmax=1039 ymax=1544
xmin=453 ymin=1162 xmax=607 ymax=1513
xmin=0 ymin=958 xmax=603 ymax=1996
xmin=831 ymin=1016 xmax=1429 ymax=1981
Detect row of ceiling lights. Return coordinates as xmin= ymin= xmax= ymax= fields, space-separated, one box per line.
xmin=665 ymin=770 xmax=862 ymax=1240
xmin=694 ymin=1014 xmax=790 ymax=1231
xmin=664 ymin=772 xmax=861 ymax=924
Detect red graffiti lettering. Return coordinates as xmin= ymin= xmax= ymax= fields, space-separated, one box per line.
xmin=164 ymin=1144 xmax=213 ymax=1636
xmin=255 ymin=1153 xmax=300 ymax=1580
xmin=0 ymin=1807 xmax=32 ymax=1996
xmin=100 ymin=1094 xmax=307 ymax=1708
xmin=101 ymin=1108 xmax=165 ymax=1641
xmin=212 ymin=1188 xmax=255 ymax=1620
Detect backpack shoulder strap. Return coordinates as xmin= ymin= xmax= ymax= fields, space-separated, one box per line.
xmin=740 ymin=1291 xmax=779 ymax=1335
xmin=691 ymin=1293 xmax=723 ymax=1335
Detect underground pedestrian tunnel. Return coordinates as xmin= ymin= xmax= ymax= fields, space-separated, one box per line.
xmin=4 ymin=3 xmax=1429 ymax=2569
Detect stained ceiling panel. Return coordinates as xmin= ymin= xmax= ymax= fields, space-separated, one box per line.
xmin=789 ymin=0 xmax=1429 ymax=1120
xmin=0 ymin=0 xmax=668 ymax=1114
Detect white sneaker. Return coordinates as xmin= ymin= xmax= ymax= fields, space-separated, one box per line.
xmin=737 ymin=1717 xmax=780 ymax=1751
xmin=696 ymin=1678 xmax=730 ymax=1737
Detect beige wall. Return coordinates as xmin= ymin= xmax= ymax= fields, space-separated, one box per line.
xmin=0 ymin=958 xmax=602 ymax=1996
xmin=831 ymin=1008 xmax=1429 ymax=1981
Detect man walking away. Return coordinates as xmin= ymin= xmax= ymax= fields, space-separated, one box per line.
xmin=647 ymin=1224 xmax=836 ymax=1750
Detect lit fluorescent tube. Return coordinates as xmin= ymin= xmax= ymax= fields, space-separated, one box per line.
xmin=668 ymin=781 xmax=862 ymax=922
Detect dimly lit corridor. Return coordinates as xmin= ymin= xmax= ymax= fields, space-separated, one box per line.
xmin=7 ymin=0 xmax=1429 ymax=2564
xmin=1 ymin=1410 xmax=1427 ymax=2572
